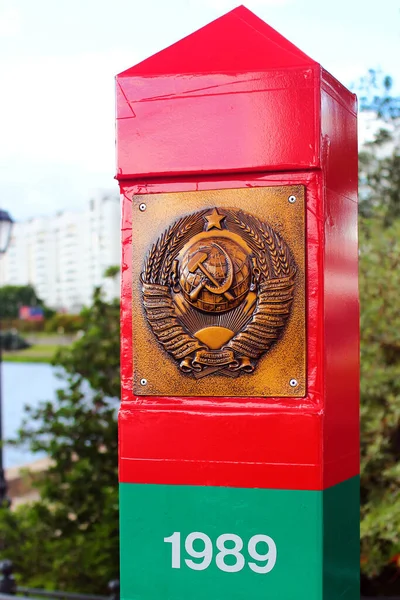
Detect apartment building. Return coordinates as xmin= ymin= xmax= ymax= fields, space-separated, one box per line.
xmin=0 ymin=191 xmax=120 ymax=313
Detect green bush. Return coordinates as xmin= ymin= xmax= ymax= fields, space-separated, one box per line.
xmin=44 ymin=314 xmax=84 ymax=334
xmin=360 ymin=216 xmax=400 ymax=585
xmin=0 ymin=318 xmax=45 ymax=333
xmin=0 ymin=286 xmax=119 ymax=592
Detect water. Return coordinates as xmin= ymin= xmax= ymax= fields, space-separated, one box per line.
xmin=2 ymin=362 xmax=62 ymax=468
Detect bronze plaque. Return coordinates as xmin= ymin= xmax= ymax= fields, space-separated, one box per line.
xmin=132 ymin=186 xmax=306 ymax=397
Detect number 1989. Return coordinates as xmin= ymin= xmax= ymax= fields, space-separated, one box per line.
xmin=164 ymin=532 xmax=277 ymax=574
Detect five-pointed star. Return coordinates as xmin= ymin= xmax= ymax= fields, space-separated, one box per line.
xmin=204 ymin=208 xmax=225 ymax=230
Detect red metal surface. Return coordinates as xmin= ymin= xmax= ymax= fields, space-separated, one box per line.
xmin=116 ymin=70 xmax=319 ymax=179
xmin=320 ymin=69 xmax=359 ymax=488
xmin=117 ymin=7 xmax=359 ymax=492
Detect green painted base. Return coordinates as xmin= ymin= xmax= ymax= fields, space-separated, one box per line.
xmin=120 ymin=478 xmax=359 ymax=600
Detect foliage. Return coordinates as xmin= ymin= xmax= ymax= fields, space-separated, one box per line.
xmin=356 ymin=69 xmax=400 ymax=119
xmin=358 ymin=73 xmax=400 ymax=593
xmin=0 ymin=318 xmax=45 ymax=333
xmin=103 ymin=265 xmax=120 ymax=279
xmin=359 ymin=216 xmax=400 ymax=583
xmin=44 ymin=313 xmax=84 ymax=334
xmin=0 ymin=285 xmax=120 ymax=593
xmin=357 ymin=70 xmax=400 ymax=226
xmin=0 ymin=285 xmax=55 ymax=320
xmin=359 ymin=126 xmax=400 ymax=225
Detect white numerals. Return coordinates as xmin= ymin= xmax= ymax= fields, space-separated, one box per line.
xmin=216 ymin=533 xmax=245 ymax=573
xmin=164 ymin=531 xmax=277 ymax=574
xmin=184 ymin=532 xmax=213 ymax=570
xmin=248 ymin=534 xmax=277 ymax=574
xmin=163 ymin=532 xmax=181 ymax=568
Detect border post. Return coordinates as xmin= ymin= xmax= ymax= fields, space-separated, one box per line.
xmin=116 ymin=7 xmax=359 ymax=599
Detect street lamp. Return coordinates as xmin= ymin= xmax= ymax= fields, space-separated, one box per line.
xmin=0 ymin=210 xmax=14 ymax=505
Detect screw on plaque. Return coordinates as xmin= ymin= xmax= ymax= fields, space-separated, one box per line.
xmin=139 ymin=203 xmax=147 ymax=212
xmin=289 ymin=378 xmax=298 ymax=387
xmin=288 ymin=195 xmax=296 ymax=204
xmin=140 ymin=378 xmax=147 ymax=386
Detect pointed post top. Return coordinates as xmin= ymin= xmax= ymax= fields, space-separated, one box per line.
xmin=118 ymin=5 xmax=317 ymax=77
xmin=116 ymin=6 xmax=356 ymax=180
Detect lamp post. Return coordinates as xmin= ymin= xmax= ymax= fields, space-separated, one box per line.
xmin=0 ymin=210 xmax=14 ymax=506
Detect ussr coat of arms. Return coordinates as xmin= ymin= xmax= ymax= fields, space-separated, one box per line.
xmin=141 ymin=207 xmax=296 ymax=379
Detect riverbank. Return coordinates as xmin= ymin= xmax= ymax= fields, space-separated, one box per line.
xmin=3 ymin=334 xmax=73 ymax=363
xmin=3 ymin=345 xmax=59 ymax=363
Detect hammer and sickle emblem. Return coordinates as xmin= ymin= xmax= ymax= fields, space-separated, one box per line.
xmin=188 ymin=243 xmax=234 ymax=302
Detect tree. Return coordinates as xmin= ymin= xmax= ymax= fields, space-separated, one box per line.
xmin=357 ymin=70 xmax=400 ymax=225
xmin=359 ymin=216 xmax=400 ymax=593
xmin=359 ymin=128 xmax=400 ymax=225
xmin=0 ymin=283 xmax=120 ymax=592
xmin=357 ymin=74 xmax=400 ymax=595
xmin=356 ymin=69 xmax=400 ymax=120
xmin=0 ymin=285 xmax=54 ymax=319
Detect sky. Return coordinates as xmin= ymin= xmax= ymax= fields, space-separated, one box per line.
xmin=0 ymin=0 xmax=399 ymax=220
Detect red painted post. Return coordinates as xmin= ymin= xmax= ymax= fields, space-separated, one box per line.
xmin=116 ymin=6 xmax=359 ymax=599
